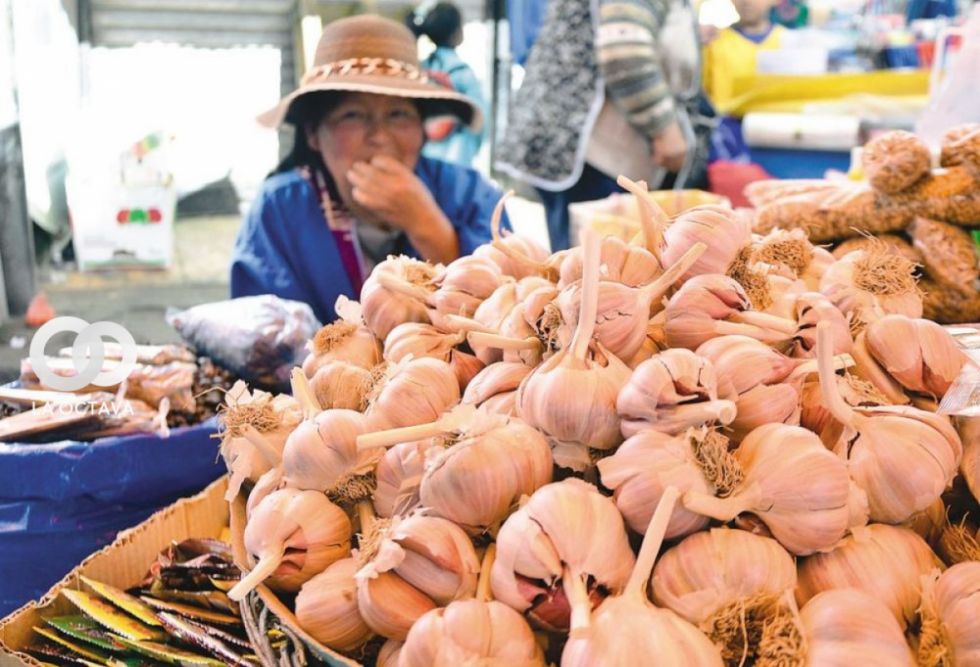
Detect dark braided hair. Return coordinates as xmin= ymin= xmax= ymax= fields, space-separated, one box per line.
xmin=405 ymin=2 xmax=462 ymax=47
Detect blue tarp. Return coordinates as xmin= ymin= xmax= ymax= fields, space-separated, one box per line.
xmin=0 ymin=419 xmax=223 ymax=616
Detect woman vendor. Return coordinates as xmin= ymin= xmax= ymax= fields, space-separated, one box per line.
xmin=230 ymin=14 xmax=507 ymax=324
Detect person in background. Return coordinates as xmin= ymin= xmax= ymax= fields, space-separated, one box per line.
xmin=230 ymin=15 xmax=507 ymax=324
xmin=702 ymin=0 xmax=786 ymax=109
xmin=407 ymin=1 xmax=488 ymax=167
xmin=496 ymin=0 xmax=706 ymax=252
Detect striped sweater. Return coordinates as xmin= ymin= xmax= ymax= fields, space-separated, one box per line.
xmin=596 ymin=0 xmax=677 ymax=135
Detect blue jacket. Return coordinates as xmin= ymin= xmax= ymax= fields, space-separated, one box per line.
xmin=230 ymin=156 xmax=508 ymax=324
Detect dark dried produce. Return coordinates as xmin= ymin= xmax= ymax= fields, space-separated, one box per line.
xmin=862 ymin=130 xmax=931 ymax=194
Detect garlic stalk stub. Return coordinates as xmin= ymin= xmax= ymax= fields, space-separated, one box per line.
xmin=795 ymin=524 xmax=940 ymax=628
xmin=473 ymin=194 xmax=553 ymax=280
xmin=816 ymin=320 xmax=963 ymax=524
xmin=651 ymin=527 xmax=797 ymax=664
xmin=516 ymin=230 xmax=632 ymax=471
xmin=491 ymin=479 xmax=636 ymax=633
xmin=682 ymin=423 xmax=853 ymax=555
xmin=230 ymin=488 xmax=352 ymax=600
xmin=561 ymin=487 xmax=724 ymax=667
xmin=294 ymin=558 xmax=373 ymax=651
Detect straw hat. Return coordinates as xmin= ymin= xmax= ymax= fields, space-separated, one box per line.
xmin=259 ymin=14 xmax=481 ymax=130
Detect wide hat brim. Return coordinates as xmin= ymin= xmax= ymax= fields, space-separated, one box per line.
xmin=258 ymin=74 xmax=483 ymax=132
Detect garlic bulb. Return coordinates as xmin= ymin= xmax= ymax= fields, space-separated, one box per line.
xmin=918 ymin=562 xmax=980 ymax=667
xmin=651 ymin=527 xmax=797 ymax=664
xmin=302 ymin=298 xmax=381 ymax=376
xmin=562 ymin=487 xmax=724 ymax=667
xmin=400 ymin=546 xmax=545 ymax=667
xmin=662 ymin=204 xmax=752 ymax=285
xmin=786 ymin=291 xmax=853 ymax=359
xmin=799 ymin=373 xmax=887 ymax=446
xmin=617 ymin=349 xmax=735 ymax=438
xmin=377 ymin=640 xmax=403 ymax=667
xmin=599 ymin=429 xmax=718 ymax=538
xmin=356 ymin=513 xmax=480 ymax=607
xmin=816 ymin=321 xmax=963 ymax=523
xmin=469 ymin=276 xmax=555 ymax=364
xmin=356 ymin=570 xmax=436 ymax=641
xmin=246 ymin=467 xmax=284 ymax=518
xmin=962 ymin=418 xmax=979 ymax=504
xmin=663 ymin=274 xmax=793 ymax=350
xmin=683 ymin=423 xmax=853 ymax=555
xmin=786 ymin=589 xmax=915 ymax=667
xmin=383 ymin=322 xmax=484 ymax=391
xmin=555 ymin=242 xmax=706 ymax=361
xmin=360 ymin=255 xmax=443 ymax=340
xmin=750 ymin=228 xmax=817 ymax=281
xmin=430 ymin=255 xmax=506 ymax=318
xmin=864 ymin=314 xmax=968 ymax=399
xmin=461 ymin=361 xmax=532 ymax=416
xmin=819 ymin=247 xmax=923 ymax=332
xmin=850 ymin=329 xmax=911 ymax=404
xmin=558 ymin=234 xmax=661 ymax=288
xmin=365 ymin=356 xmax=461 ymax=431
xmin=309 ymin=360 xmax=372 ymax=411
xmin=219 ymin=381 xmax=301 ymax=500
xmin=796 ymin=524 xmax=940 ymax=627
xmin=294 ymin=558 xmax=373 ymax=651
xmin=230 ymin=488 xmax=352 ymax=600
xmin=517 ymin=230 xmax=632 ymax=471
xmin=473 ymin=195 xmax=553 ymax=280
xmin=281 ymin=408 xmax=380 ymax=503
xmin=373 ymin=438 xmax=442 ymax=518
xmin=491 ymin=479 xmax=636 ymax=632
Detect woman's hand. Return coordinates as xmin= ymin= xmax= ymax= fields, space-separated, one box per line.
xmin=347 ymin=156 xmax=459 ymax=264
xmin=651 ymin=121 xmax=689 ymax=173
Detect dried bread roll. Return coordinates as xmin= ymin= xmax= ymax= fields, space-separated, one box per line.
xmin=940 ymin=123 xmax=980 ymax=173
xmin=888 ymin=166 xmax=980 ymax=227
xmin=754 ymin=188 xmax=912 ymax=242
xmin=910 ymin=217 xmax=979 ymax=293
xmin=833 ymin=234 xmax=921 ymax=265
xmin=862 ymin=130 xmax=931 ymax=194
xmin=921 ymin=278 xmax=980 ymax=324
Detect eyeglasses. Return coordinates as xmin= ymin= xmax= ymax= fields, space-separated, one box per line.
xmin=325 ymin=106 xmax=422 ymax=135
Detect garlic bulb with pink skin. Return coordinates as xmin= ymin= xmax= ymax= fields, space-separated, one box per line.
xmin=473 ymin=195 xmax=553 ymax=280
xmin=918 ymin=561 xmax=980 ymax=667
xmin=377 ymin=640 xmax=402 ymax=667
xmin=219 ymin=381 xmax=301 ymax=501
xmin=864 ymin=314 xmax=968 ymax=399
xmin=796 ymin=524 xmax=940 ymax=628
xmin=491 ymin=479 xmax=636 ymax=633
xmin=309 ymin=360 xmax=373 ymax=411
xmin=819 ymin=247 xmax=922 ymax=332
xmin=461 ymin=361 xmax=532 ymax=416
xmin=429 ymin=255 xmax=507 ymax=318
xmin=816 ymin=321 xmax=963 ymax=524
xmin=399 ymin=546 xmax=546 ymax=667
xmin=372 ymin=438 xmax=442 ymax=518
xmin=467 ymin=276 xmax=555 ymax=364
xmin=294 ymin=558 xmax=373 ymax=651
xmin=651 ymin=527 xmax=797 ymax=663
xmin=229 ymin=488 xmax=352 ymax=601
xmin=364 ymin=356 xmax=461 ymax=431
xmin=558 ymin=234 xmax=662 ymax=288
xmin=962 ymin=418 xmax=979 ymax=505
xmin=383 ymin=322 xmax=485 ymax=391
xmin=682 ymin=423 xmax=853 ymax=555
xmin=246 ymin=466 xmax=284 ymax=518
xmin=662 ymin=204 xmax=752 ymax=285
xmin=616 ymin=349 xmax=736 ymax=438
xmin=360 ymin=255 xmax=444 ymax=340
xmin=358 ymin=406 xmax=553 ymax=532
xmin=554 ymin=242 xmax=707 ymax=361
xmin=784 ymin=291 xmax=853 ymax=359
xmin=302 ymin=296 xmax=381 ymax=377
xmin=561 ymin=487 xmax=724 ymax=667
xmin=516 ymin=230 xmax=632 ymax=471
xmin=798 ymin=373 xmax=887 ymax=447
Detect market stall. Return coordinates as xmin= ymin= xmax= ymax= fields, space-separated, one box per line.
xmin=0 ymin=124 xmax=977 ymax=666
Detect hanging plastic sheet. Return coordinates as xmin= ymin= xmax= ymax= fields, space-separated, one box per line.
xmin=0 ymin=419 xmax=222 ymax=616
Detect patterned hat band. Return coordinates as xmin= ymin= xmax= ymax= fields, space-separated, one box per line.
xmin=302 ymin=57 xmax=431 ymax=86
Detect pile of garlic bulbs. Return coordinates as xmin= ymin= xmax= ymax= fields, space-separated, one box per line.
xmin=221 ymin=182 xmax=979 ymax=667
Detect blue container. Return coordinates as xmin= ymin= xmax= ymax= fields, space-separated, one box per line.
xmin=0 ymin=419 xmax=223 ymax=616
xmin=751 ymin=147 xmax=852 ymax=180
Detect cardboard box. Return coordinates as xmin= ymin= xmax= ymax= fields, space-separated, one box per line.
xmin=0 ymin=478 xmax=229 ymax=667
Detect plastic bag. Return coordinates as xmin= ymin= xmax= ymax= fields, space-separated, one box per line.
xmin=167 ymin=295 xmax=319 ymax=391
xmin=938 ymin=328 xmax=980 ymax=416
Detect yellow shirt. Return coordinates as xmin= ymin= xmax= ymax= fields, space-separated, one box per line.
xmin=703 ymin=25 xmax=785 ymax=112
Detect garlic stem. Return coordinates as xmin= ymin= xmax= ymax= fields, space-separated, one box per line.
xmin=490 ymin=192 xmax=551 ymax=274
xmin=816 ymin=321 xmax=859 ymax=429
xmin=728 ymin=311 xmax=799 ymax=335
xmin=640 ymin=242 xmax=707 ymax=303
xmin=490 ymin=191 xmax=512 ymax=244
xmin=356 ymin=421 xmax=449 ymax=451
xmin=467 ymin=332 xmax=542 ymax=353
xmin=356 ymin=499 xmax=375 ymax=535
xmin=228 ymin=546 xmax=285 ymax=601
xmin=477 ymin=544 xmax=497 ymax=603
xmin=787 ymin=354 xmax=854 ymax=381
xmin=375 ymin=270 xmax=434 ymax=303
xmin=616 ymin=175 xmax=667 ymax=264
xmin=241 ymin=425 xmax=282 ymax=468
xmin=439 ymin=313 xmax=498 ymax=335
xmin=712 ymin=321 xmax=788 ymax=343
xmin=626 ymin=486 xmax=680 ymax=598
xmin=563 ymin=566 xmax=592 ymax=637
xmin=570 ymin=230 xmax=602 ymax=362
xmin=290 ymin=368 xmax=321 ymax=418
xmin=682 ymin=483 xmax=764 ymax=522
